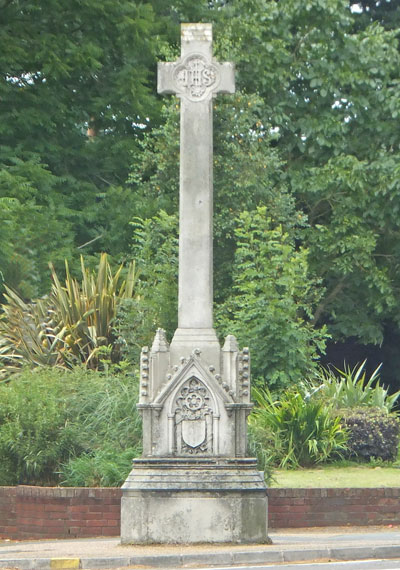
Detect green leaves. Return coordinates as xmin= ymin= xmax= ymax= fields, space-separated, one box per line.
xmin=1 ymin=0 xmax=400 ymax=389
xmin=49 ymin=253 xmax=138 ymax=368
xmin=213 ymin=0 xmax=400 ymax=352
xmin=0 ymin=253 xmax=137 ymax=375
xmin=341 ymin=407 xmax=400 ymax=463
xmin=117 ymin=211 xmax=178 ymax=359
xmin=0 ymin=0 xmax=166 ymax=299
xmin=0 ymin=287 xmax=64 ymax=376
xmin=0 ymin=367 xmax=142 ymax=486
xmin=249 ymin=385 xmax=348 ymax=469
xmin=312 ymin=360 xmax=400 ymax=412
xmin=300 ymin=152 xmax=400 ymax=342
xmin=217 ymin=207 xmax=328 ymax=389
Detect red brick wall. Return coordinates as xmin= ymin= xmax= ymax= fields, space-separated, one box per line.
xmin=0 ymin=487 xmax=17 ymax=538
xmin=0 ymin=486 xmax=121 ymax=540
xmin=0 ymin=486 xmax=399 ymax=539
xmin=269 ymin=488 xmax=400 ymax=528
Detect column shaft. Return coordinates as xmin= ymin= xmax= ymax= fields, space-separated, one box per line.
xmin=178 ymin=97 xmax=213 ymax=329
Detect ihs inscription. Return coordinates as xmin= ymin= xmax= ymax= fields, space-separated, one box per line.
xmin=173 ymin=54 xmax=219 ymax=101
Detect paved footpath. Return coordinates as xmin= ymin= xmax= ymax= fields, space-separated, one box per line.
xmin=1 ymin=527 xmax=400 ymax=569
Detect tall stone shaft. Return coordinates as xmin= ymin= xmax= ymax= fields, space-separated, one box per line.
xmin=158 ymin=23 xmax=235 ymax=334
xmin=179 ymin=95 xmax=213 ymax=328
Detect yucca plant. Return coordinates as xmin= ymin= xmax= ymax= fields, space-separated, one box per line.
xmin=311 ymin=361 xmax=400 ymax=413
xmin=0 ymin=254 xmax=137 ymax=374
xmin=249 ymin=386 xmax=348 ymax=469
xmin=0 ymin=287 xmax=66 ymax=378
xmin=50 ymin=254 xmax=137 ymax=368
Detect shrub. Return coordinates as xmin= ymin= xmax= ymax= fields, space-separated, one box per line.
xmin=0 ymin=368 xmax=85 ymax=484
xmin=216 ymin=207 xmax=328 ymax=390
xmin=60 ymin=446 xmax=140 ymax=487
xmin=116 ymin=211 xmax=178 ymax=365
xmin=341 ymin=407 xmax=400 ymax=462
xmin=249 ymin=386 xmax=348 ymax=469
xmin=0 ymin=367 xmax=142 ymax=486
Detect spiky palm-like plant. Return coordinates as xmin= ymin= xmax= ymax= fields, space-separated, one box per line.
xmin=50 ymin=254 xmax=137 ymax=368
xmin=0 ymin=254 xmax=137 ymax=375
xmin=309 ymin=361 xmax=400 ymax=413
xmin=249 ymin=386 xmax=348 ymax=469
xmin=0 ymin=287 xmax=65 ymax=377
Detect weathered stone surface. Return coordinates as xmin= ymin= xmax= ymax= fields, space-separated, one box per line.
xmin=122 ymin=458 xmax=266 ymax=491
xmin=121 ymin=493 xmax=268 ymax=544
xmin=121 ymin=459 xmax=268 ymax=544
xmin=137 ymin=345 xmax=253 ymax=458
xmin=121 ymin=23 xmax=268 ymax=545
xmin=158 ymin=23 xmax=234 ymax=334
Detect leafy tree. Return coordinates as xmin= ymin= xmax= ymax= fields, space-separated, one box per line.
xmin=115 ymin=210 xmax=179 ymax=364
xmin=143 ymin=1 xmax=400 ymax=383
xmin=128 ymin=92 xmax=299 ymax=302
xmin=123 ymin=0 xmax=400 ymax=386
xmin=2 ymin=0 xmax=400 ymax=390
xmin=217 ymin=207 xmax=328 ymax=388
xmin=354 ymin=0 xmax=400 ymax=31
xmin=206 ymin=0 xmax=400 ymax=344
xmin=0 ymin=156 xmax=75 ymax=298
xmin=0 ymin=0 xmax=164 ymax=296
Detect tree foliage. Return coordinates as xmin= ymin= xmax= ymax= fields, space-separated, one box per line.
xmin=2 ymin=0 xmax=400 ymax=389
xmin=210 ymin=0 xmax=400 ymax=346
xmin=115 ymin=210 xmax=179 ymax=365
xmin=217 ymin=207 xmax=328 ymax=387
xmin=0 ymin=0 xmax=164 ymax=296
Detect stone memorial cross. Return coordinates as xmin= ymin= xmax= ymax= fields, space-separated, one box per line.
xmin=121 ymin=24 xmax=268 ymax=545
xmin=157 ymin=23 xmax=235 ymax=330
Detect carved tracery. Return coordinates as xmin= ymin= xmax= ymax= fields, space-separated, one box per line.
xmin=174 ymin=376 xmax=213 ymax=454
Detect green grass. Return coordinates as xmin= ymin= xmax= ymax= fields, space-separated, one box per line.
xmin=271 ymin=464 xmax=400 ymax=488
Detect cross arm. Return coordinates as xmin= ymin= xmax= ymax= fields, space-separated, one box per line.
xmin=216 ymin=62 xmax=235 ymax=95
xmin=157 ymin=62 xmax=177 ymax=95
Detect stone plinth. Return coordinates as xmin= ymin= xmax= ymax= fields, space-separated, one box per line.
xmin=121 ymin=458 xmax=268 ymax=544
xmin=121 ymin=327 xmax=268 ymax=544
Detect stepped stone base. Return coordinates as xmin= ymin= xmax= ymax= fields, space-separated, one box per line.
xmin=121 ymin=457 xmax=269 ymax=544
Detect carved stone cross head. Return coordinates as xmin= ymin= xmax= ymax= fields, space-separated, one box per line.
xmin=157 ymin=23 xmax=235 ymax=103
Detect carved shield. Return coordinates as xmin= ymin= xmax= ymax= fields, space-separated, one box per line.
xmin=181 ymin=419 xmax=206 ymax=448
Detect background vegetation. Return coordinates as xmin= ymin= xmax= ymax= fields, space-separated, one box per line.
xmin=1 ymin=0 xmax=400 ymax=485
xmin=1 ymin=0 xmax=400 ymax=389
xmin=0 ymin=367 xmax=141 ymax=486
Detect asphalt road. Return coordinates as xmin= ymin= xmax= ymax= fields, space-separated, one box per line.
xmin=177 ymin=561 xmax=400 ymax=570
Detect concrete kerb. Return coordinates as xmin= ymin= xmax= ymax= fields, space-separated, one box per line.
xmin=2 ymin=545 xmax=400 ymax=570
